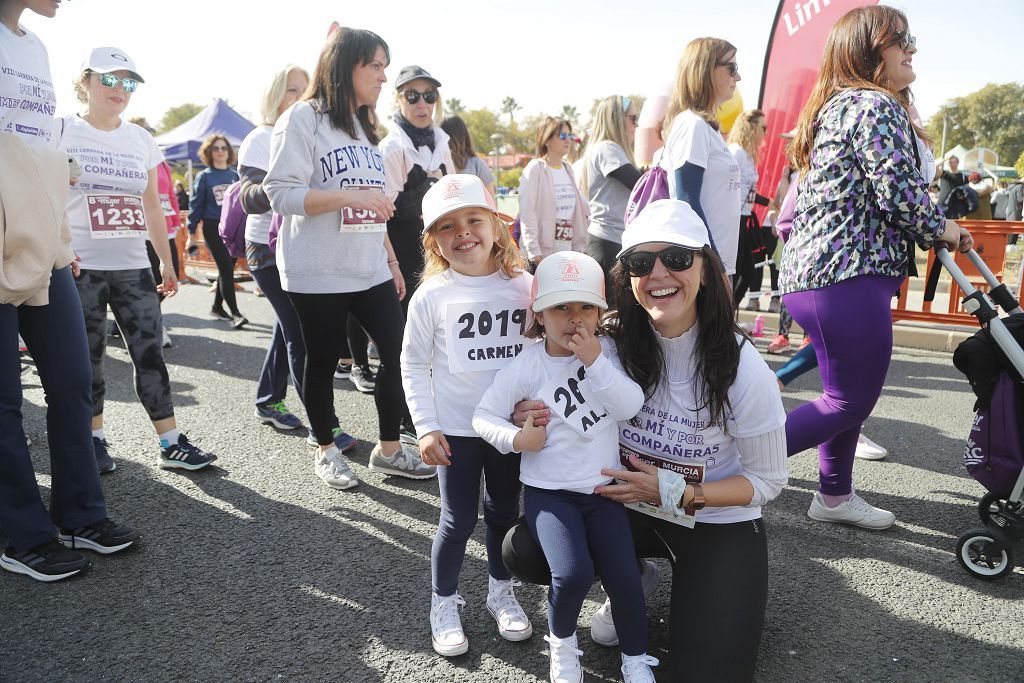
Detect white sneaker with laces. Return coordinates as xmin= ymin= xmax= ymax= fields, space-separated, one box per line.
xmin=486 ymin=576 xmax=533 ymax=641
xmin=807 ymin=491 xmax=895 ymax=529
xmin=590 ymin=558 xmax=661 ymax=647
xmin=314 ymin=446 xmax=358 ymax=490
xmin=369 ymin=443 xmax=436 ymax=479
xmin=430 ymin=592 xmax=468 ymax=656
xmin=854 ymin=432 xmax=888 ymax=460
xmin=545 ymin=632 xmax=583 ymax=683
xmin=621 ymin=653 xmax=659 ymax=682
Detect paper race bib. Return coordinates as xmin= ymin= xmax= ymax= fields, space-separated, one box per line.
xmin=340 ymin=186 xmax=387 ymax=233
xmin=160 ymin=195 xmax=175 ymax=217
xmin=86 ymin=194 xmax=147 ymax=239
xmin=445 ymin=301 xmax=530 ymax=374
xmin=554 ymin=219 xmax=573 ymax=242
xmin=537 ymin=362 xmax=613 ymax=438
xmin=618 ymin=442 xmax=704 ymax=528
xmin=212 ymin=183 xmax=230 ymax=206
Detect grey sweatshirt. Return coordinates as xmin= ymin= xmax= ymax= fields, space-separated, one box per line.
xmin=265 ymin=100 xmax=391 ymax=294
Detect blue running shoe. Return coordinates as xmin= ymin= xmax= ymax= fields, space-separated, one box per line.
xmin=159 ymin=433 xmax=217 ymax=471
xmin=307 ymin=426 xmax=357 ymax=453
xmin=93 ymin=436 xmax=116 ymax=474
xmin=255 ymin=401 xmax=304 ymax=430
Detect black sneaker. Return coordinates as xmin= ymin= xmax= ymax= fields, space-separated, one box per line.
xmin=334 ymin=362 xmax=352 ymax=380
xmin=210 ymin=307 xmax=232 ymax=321
xmin=1 ymin=538 xmax=88 ymax=582
xmin=350 ymin=364 xmax=376 ymax=394
xmin=159 ymin=433 xmax=217 ymax=471
xmin=58 ymin=518 xmax=139 ymax=555
xmin=231 ymin=315 xmax=249 ymax=330
xmin=93 ymin=436 xmax=116 ymax=474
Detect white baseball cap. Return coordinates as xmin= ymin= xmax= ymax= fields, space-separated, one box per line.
xmin=421 ymin=174 xmax=497 ymax=234
xmin=531 ymin=252 xmax=608 ymax=312
xmin=616 ymin=199 xmax=710 ymax=257
xmin=82 ymin=47 xmax=145 ymax=83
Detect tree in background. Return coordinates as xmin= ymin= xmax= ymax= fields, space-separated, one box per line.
xmin=502 ymin=96 xmax=522 ymax=124
xmin=158 ymin=103 xmax=203 ymax=133
xmin=925 ymin=83 xmax=1024 ymax=164
xmin=1015 ymin=150 xmax=1024 ymax=179
xmin=447 ymin=98 xmax=465 ymax=115
xmin=461 ymin=108 xmax=503 ymax=156
xmin=560 ymin=104 xmax=580 ymax=128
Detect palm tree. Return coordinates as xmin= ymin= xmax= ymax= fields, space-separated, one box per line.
xmin=560 ymin=104 xmax=579 ymax=126
xmin=502 ymin=96 xmax=522 ymax=124
xmin=447 ymin=98 xmax=465 ymax=115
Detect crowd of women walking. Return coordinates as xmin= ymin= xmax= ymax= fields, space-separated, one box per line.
xmin=2 ymin=1 xmax=974 ymax=681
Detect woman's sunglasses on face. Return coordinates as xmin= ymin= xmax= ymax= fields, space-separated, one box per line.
xmin=894 ymin=31 xmax=916 ymax=51
xmin=716 ymin=60 xmax=738 ymax=77
xmin=557 ymin=132 xmax=576 ymax=141
xmin=98 ymin=72 xmax=139 ymax=93
xmin=211 ymin=144 xmax=229 ymax=152
xmin=402 ymin=89 xmax=438 ymax=105
xmin=620 ymin=246 xmax=697 ymax=278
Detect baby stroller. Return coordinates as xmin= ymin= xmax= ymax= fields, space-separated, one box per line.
xmin=941 ymin=247 xmax=1024 ymax=580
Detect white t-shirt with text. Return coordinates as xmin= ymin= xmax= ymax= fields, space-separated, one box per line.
xmin=0 ymin=23 xmax=56 ymax=148
xmin=550 ymin=164 xmax=577 ymax=252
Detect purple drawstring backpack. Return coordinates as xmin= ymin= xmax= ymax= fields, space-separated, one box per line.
xmin=964 ymin=371 xmax=1024 ymax=496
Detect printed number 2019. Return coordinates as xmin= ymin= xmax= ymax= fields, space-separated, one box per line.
xmin=457 ymin=308 xmax=527 ymax=339
xmin=553 ymin=365 xmax=607 ymax=433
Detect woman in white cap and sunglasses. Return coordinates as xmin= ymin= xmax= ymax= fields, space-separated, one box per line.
xmin=60 ymin=47 xmax=218 ymax=473
xmin=504 ymin=199 xmax=788 ymax=682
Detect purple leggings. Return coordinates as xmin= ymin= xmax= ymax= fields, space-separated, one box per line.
xmin=782 ymin=274 xmax=901 ymax=495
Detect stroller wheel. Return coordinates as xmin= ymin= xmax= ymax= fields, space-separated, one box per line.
xmin=956 ymin=529 xmax=1015 ymax=580
xmin=978 ymin=492 xmax=1009 ymax=526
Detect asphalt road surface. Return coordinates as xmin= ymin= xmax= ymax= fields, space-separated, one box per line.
xmin=4 ymin=282 xmax=1022 ymax=682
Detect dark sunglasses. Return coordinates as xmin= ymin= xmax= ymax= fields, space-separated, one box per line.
xmin=211 ymin=144 xmax=229 ymax=152
xmin=98 ymin=72 xmax=140 ymax=93
xmin=716 ymin=60 xmax=738 ymax=77
xmin=402 ymin=88 xmax=438 ymax=105
xmin=894 ymin=31 xmax=916 ymax=51
xmin=620 ymin=246 xmax=697 ymax=278
xmin=626 ymin=114 xmax=639 ymax=126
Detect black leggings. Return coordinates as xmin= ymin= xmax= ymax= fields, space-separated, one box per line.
xmin=340 ymin=316 xmax=369 ymax=367
xmin=732 ymin=214 xmax=766 ymax=306
xmin=201 ymin=219 xmax=241 ymax=316
xmin=287 ymin=279 xmax=405 ymax=444
xmin=503 ymin=510 xmax=768 ymax=682
xmin=146 ymin=237 xmax=180 ymax=305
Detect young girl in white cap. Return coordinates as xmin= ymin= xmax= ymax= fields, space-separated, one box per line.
xmin=473 ymin=252 xmax=658 ymax=683
xmin=401 ymin=174 xmax=535 ymax=657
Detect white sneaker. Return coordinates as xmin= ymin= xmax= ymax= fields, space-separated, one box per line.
xmin=590 ymin=558 xmax=661 ymax=647
xmin=314 ymin=446 xmax=358 ymax=490
xmin=621 ymin=653 xmax=659 ymax=682
xmin=161 ymin=326 xmax=173 ymax=349
xmin=486 ymin=576 xmax=533 ymax=641
xmin=807 ymin=491 xmax=895 ymax=529
xmin=854 ymin=432 xmax=888 ymax=460
xmin=369 ymin=443 xmax=436 ymax=479
xmin=545 ymin=632 xmax=583 ymax=683
xmin=430 ymin=592 xmax=469 ymax=656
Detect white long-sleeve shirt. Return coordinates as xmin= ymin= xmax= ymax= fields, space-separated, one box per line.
xmin=473 ymin=339 xmax=645 ymax=493
xmin=401 ymin=268 xmax=534 ymax=439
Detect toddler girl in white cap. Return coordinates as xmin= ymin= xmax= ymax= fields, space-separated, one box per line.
xmin=473 ymin=252 xmax=658 ymax=683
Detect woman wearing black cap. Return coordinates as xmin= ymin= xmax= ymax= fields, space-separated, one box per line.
xmin=380 ymin=65 xmax=455 ymax=443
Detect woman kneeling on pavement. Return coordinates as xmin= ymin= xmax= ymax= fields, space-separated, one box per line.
xmin=265 ymin=27 xmax=435 ymax=488
xmin=505 ymin=199 xmax=788 ymax=682
xmin=62 ymin=47 xmax=218 ymax=473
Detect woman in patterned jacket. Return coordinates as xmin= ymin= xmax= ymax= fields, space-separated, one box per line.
xmin=780 ymin=5 xmax=972 ymax=529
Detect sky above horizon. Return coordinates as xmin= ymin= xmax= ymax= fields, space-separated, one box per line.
xmin=22 ymin=0 xmax=1023 ymax=131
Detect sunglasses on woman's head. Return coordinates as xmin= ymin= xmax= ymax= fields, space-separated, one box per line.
xmin=402 ymin=88 xmax=438 ymax=105
xmin=620 ymin=246 xmax=697 ymax=278
xmin=894 ymin=31 xmax=916 ymax=51
xmin=98 ymin=72 xmax=139 ymax=93
xmin=716 ymin=60 xmax=738 ymax=77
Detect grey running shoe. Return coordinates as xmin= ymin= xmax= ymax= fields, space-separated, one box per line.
xmin=369 ymin=444 xmax=436 ymax=479
xmin=314 ymin=446 xmax=358 ymax=490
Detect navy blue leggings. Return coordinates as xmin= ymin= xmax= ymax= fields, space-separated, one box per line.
xmin=433 ymin=435 xmax=521 ymax=596
xmin=0 ymin=267 xmax=107 ymax=550
xmin=248 ymin=258 xmax=303 ymax=408
xmin=525 ymin=485 xmax=647 ymax=656
xmin=775 ymin=340 xmax=818 ymax=387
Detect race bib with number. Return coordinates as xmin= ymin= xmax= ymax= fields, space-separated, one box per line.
xmin=618 ymin=442 xmax=703 ymax=528
xmin=160 ymin=195 xmax=175 ymax=216
xmin=87 ymin=194 xmax=147 ymax=239
xmin=445 ymin=301 xmax=530 ymax=374
xmin=340 ymin=186 xmax=387 ymax=233
xmin=537 ymin=362 xmax=613 ymax=438
xmin=554 ymin=219 xmax=574 ymax=242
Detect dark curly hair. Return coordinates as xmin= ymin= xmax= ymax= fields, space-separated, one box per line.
xmin=607 ymin=246 xmax=744 ymax=429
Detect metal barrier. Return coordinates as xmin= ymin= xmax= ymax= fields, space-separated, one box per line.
xmin=892 ymin=220 xmax=1024 ymax=326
